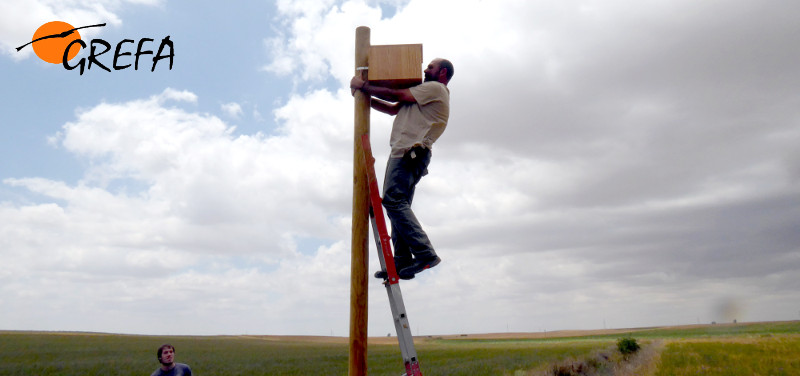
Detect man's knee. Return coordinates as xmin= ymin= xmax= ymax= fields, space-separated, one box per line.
xmin=382 ymin=196 xmax=406 ymax=212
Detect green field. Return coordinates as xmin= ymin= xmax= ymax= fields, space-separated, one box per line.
xmin=1 ymin=321 xmax=798 ymax=375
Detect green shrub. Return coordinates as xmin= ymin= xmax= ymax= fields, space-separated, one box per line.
xmin=617 ymin=337 xmax=640 ymax=357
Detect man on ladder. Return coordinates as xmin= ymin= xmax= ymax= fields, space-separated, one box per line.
xmin=351 ymin=57 xmax=454 ymax=280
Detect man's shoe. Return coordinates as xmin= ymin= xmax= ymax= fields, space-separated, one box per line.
xmin=374 ymin=270 xmax=414 ymax=280
xmin=398 ymin=256 xmax=441 ymax=280
xmin=374 ymin=257 xmax=414 ymax=280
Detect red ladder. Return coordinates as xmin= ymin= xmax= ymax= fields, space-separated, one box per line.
xmin=361 ymin=134 xmax=423 ymax=376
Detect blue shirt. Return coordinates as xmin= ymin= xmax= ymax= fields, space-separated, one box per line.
xmin=151 ymin=363 xmax=192 ymax=376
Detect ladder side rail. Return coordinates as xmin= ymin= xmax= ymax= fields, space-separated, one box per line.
xmin=361 ymin=134 xmax=400 ymax=284
xmin=369 ymin=214 xmax=417 ymax=369
xmin=368 ymin=205 xmax=423 ymax=376
xmin=368 ymin=208 xmax=390 ymax=273
xmin=387 ymin=283 xmax=422 ymax=375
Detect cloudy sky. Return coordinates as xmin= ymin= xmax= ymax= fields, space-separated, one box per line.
xmin=1 ymin=0 xmax=798 ymax=336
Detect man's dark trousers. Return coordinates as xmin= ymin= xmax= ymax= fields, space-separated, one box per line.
xmin=382 ymin=146 xmax=436 ymax=267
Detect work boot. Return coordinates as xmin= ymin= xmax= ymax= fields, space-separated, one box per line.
xmin=398 ymin=255 xmax=441 ymax=280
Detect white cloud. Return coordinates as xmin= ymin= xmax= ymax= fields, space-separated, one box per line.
xmin=220 ymin=102 xmax=243 ymax=118
xmin=263 ymin=0 xmax=382 ymax=82
xmin=157 ymin=88 xmax=197 ymax=104
xmin=1 ymin=85 xmax=358 ymax=334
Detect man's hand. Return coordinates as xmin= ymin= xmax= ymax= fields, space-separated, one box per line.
xmin=349 ymin=76 xmax=415 ymax=104
xmin=350 ymin=76 xmax=366 ymax=96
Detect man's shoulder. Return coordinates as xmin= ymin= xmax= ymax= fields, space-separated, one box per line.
xmin=410 ymin=81 xmax=449 ymax=103
xmin=416 ymin=81 xmax=447 ymax=91
xmin=175 ymin=363 xmax=192 ymax=375
xmin=151 ymin=364 xmax=192 ymax=376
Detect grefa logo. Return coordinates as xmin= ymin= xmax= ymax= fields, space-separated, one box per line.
xmin=17 ymin=21 xmax=174 ymax=75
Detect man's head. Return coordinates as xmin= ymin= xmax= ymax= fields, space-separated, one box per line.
xmin=424 ymin=58 xmax=454 ymax=85
xmin=157 ymin=344 xmax=175 ymax=366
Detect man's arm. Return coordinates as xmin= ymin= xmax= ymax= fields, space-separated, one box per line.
xmin=369 ymin=97 xmax=401 ymax=115
xmin=350 ymin=76 xmax=416 ymax=105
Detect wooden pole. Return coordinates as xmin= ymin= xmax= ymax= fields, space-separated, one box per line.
xmin=349 ymin=25 xmax=370 ymax=376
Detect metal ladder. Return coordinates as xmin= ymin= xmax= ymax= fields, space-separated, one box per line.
xmin=361 ymin=134 xmax=424 ymax=376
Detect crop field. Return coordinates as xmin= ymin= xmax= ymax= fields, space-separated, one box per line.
xmin=0 ymin=321 xmax=797 ymax=375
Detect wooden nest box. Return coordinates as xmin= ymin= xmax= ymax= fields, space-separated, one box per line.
xmin=368 ymin=44 xmax=423 ymax=89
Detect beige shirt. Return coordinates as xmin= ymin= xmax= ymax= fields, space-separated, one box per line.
xmin=389 ymin=81 xmax=450 ymax=157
